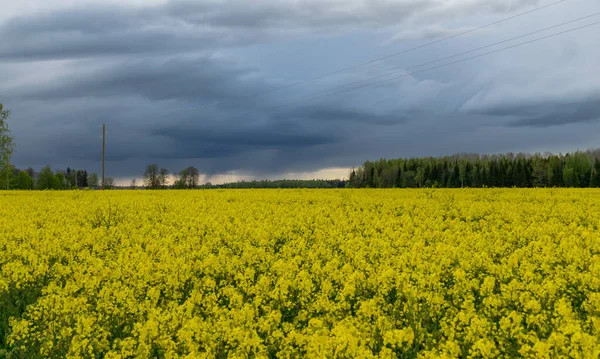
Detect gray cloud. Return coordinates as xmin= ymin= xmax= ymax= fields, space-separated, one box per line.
xmin=164 ymin=0 xmax=430 ymax=29
xmin=388 ymin=25 xmax=477 ymax=42
xmin=497 ymin=97 xmax=600 ymax=127
xmin=2 ymin=0 xmax=600 ymax=182
xmin=0 ymin=0 xmax=547 ymax=61
xmin=0 ymin=6 xmax=260 ymax=60
xmin=17 ymin=56 xmax=272 ymax=104
xmin=271 ymin=106 xmax=410 ymax=126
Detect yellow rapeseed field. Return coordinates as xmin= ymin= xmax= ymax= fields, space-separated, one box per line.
xmin=1 ymin=189 xmax=600 ymax=358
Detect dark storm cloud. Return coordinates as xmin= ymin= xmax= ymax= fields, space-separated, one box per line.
xmin=3 ymin=49 xmax=412 ymax=168
xmin=0 ymin=5 xmax=260 ymax=60
xmin=20 ymin=56 xmax=272 ymax=104
xmin=0 ymin=0 xmax=544 ymax=61
xmin=153 ymin=125 xmax=339 ymax=157
xmin=470 ymin=96 xmax=600 ymax=127
xmin=273 ymin=107 xmax=410 ymax=126
xmin=16 ymin=98 xmax=398 ymax=165
xmin=2 ymin=0 xmax=599 ymax=182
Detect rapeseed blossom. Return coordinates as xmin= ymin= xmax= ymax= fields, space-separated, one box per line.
xmin=0 ymin=189 xmax=599 ymax=358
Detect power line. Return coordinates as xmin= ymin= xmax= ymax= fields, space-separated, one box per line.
xmin=155 ymin=0 xmax=571 ymax=115
xmin=205 ymin=15 xmax=600 ymax=121
xmin=265 ymin=12 xmax=600 ymax=111
xmin=274 ymin=20 xmax=600 ymax=112
xmin=248 ymin=0 xmax=571 ymax=95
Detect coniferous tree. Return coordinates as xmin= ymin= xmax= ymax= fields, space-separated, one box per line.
xmin=347 ymin=150 xmax=600 ymax=189
xmin=590 ymin=160 xmax=600 ymax=188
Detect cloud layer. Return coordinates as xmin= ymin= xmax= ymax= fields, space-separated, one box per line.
xmin=1 ymin=0 xmax=599 ymax=183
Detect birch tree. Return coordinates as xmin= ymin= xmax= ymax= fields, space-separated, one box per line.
xmin=0 ymin=104 xmax=15 ymax=190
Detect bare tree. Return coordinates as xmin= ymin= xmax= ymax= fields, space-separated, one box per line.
xmin=131 ymin=178 xmax=137 ymax=189
xmin=159 ymin=168 xmax=169 ymax=189
xmin=186 ymin=167 xmax=200 ymax=188
xmin=143 ymin=164 xmax=160 ymax=189
xmin=88 ymin=172 xmax=99 ymax=188
xmin=176 ymin=166 xmax=200 ymax=189
xmin=104 ymin=177 xmax=115 ymax=189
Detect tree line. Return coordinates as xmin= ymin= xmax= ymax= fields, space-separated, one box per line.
xmin=203 ymin=179 xmax=347 ymax=189
xmin=1 ymin=165 xmax=107 ymax=190
xmin=347 ymin=150 xmax=600 ymax=188
xmin=3 ymin=163 xmax=200 ymax=190
xmin=143 ymin=164 xmax=201 ymax=189
xmin=4 ymin=102 xmax=600 ymax=190
xmin=142 ymin=164 xmax=347 ymax=189
xmin=0 ymin=104 xmax=105 ymax=190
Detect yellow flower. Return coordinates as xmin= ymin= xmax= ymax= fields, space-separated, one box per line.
xmin=0 ymin=189 xmax=599 ymax=357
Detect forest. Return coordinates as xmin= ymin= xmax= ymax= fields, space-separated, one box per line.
xmin=347 ymin=150 xmax=600 ymax=188
xmin=4 ymin=150 xmax=600 ymax=190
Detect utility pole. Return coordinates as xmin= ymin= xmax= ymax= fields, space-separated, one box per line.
xmin=102 ymin=124 xmax=105 ymax=190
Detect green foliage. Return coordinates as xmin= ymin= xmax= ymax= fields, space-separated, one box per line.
xmin=591 ymin=160 xmax=600 ymax=188
xmin=563 ymin=152 xmax=592 ymax=188
xmin=0 ymin=104 xmax=15 ymax=190
xmin=36 ymin=166 xmax=59 ymax=190
xmin=15 ymin=170 xmax=34 ymax=190
xmin=88 ymin=173 xmax=99 ymax=188
xmin=55 ymin=172 xmax=67 ymax=190
xmin=348 ymin=150 xmax=600 ymax=189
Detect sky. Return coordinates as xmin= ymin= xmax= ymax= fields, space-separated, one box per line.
xmin=1 ymin=0 xmax=599 ymax=184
